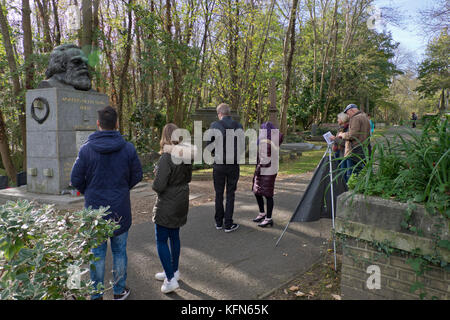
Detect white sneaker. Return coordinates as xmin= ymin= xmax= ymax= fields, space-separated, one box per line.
xmin=155 ymin=270 xmax=180 ymax=281
xmin=161 ymin=277 xmax=179 ymax=294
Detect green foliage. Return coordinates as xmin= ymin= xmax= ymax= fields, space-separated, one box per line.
xmin=285 ymin=133 xmax=304 ymax=143
xmin=416 ymin=30 xmax=450 ymax=100
xmin=129 ymin=102 xmax=164 ymax=153
xmin=0 ymin=201 xmax=119 ymax=300
xmin=350 ymin=119 xmax=449 ymax=217
xmin=348 ymin=119 xmax=450 ymax=299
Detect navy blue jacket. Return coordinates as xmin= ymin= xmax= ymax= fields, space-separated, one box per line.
xmin=209 ymin=116 xmax=244 ymax=165
xmin=71 ymin=130 xmax=143 ymax=236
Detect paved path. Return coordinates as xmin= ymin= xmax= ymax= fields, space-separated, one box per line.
xmin=100 ymin=172 xmax=332 ymax=300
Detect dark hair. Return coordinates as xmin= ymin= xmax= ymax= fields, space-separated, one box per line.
xmin=97 ymin=106 xmax=117 ymax=130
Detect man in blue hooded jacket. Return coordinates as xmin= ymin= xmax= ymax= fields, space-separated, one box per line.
xmin=71 ymin=106 xmax=142 ymax=300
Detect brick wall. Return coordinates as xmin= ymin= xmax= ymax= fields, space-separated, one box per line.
xmin=340 ymin=237 xmax=450 ymax=300
xmin=336 ymin=192 xmax=450 ymax=300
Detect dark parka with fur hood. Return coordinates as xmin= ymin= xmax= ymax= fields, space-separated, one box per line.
xmin=152 ymin=145 xmax=194 ymax=228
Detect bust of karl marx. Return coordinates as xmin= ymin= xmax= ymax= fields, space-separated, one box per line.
xmin=38 ymin=44 xmax=92 ymax=91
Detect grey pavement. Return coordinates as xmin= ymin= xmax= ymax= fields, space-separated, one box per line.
xmin=100 ymin=172 xmax=332 ymax=300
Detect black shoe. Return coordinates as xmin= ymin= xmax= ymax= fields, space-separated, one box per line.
xmin=114 ymin=288 xmax=130 ymax=300
xmin=253 ymin=213 xmax=266 ymax=223
xmin=224 ymin=224 xmax=239 ymax=233
xmin=215 ymin=224 xmax=223 ymax=230
xmin=258 ymin=219 xmax=273 ymax=228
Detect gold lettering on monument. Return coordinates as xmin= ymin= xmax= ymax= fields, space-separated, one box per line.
xmin=61 ymin=96 xmax=107 ymax=106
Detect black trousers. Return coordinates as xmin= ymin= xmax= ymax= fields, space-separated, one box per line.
xmin=213 ymin=164 xmax=240 ymax=228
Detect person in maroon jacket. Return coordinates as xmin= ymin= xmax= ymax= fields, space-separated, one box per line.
xmin=252 ymin=122 xmax=284 ymax=228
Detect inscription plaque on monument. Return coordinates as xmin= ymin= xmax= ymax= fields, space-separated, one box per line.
xmin=26 ymin=44 xmax=109 ymax=194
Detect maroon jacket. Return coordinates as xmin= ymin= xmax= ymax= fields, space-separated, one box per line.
xmin=252 ymin=133 xmax=284 ymax=198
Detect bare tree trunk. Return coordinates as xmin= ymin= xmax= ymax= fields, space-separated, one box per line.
xmin=135 ymin=17 xmax=146 ymax=104
xmin=21 ymin=0 xmax=33 ymax=170
xmin=35 ymin=0 xmax=53 ymax=52
xmin=341 ymin=0 xmax=366 ymax=58
xmin=227 ymin=0 xmax=240 ymax=111
xmin=163 ymin=0 xmax=174 ymax=124
xmin=100 ymin=7 xmax=118 ymax=103
xmin=194 ymin=0 xmax=215 ymax=111
xmin=92 ymin=0 xmax=100 ymax=90
xmin=81 ymin=0 xmax=93 ymax=54
xmin=93 ymin=0 xmax=100 ymax=47
xmin=319 ymin=0 xmax=339 ymax=122
xmin=322 ymin=1 xmax=340 ymax=122
xmin=149 ymin=0 xmax=155 ymax=122
xmin=0 ymin=109 xmax=16 ymax=184
xmin=117 ymin=0 xmax=133 ymax=134
xmin=0 ymin=3 xmax=25 ymax=180
xmin=307 ymin=0 xmax=317 ymax=94
xmin=51 ymin=0 xmax=61 ymax=45
xmin=244 ymin=0 xmax=276 ymax=120
xmin=439 ymin=88 xmax=445 ymax=113
xmin=280 ymin=0 xmax=299 ymax=136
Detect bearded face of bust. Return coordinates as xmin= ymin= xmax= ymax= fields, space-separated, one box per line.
xmin=40 ymin=44 xmax=92 ymax=91
xmin=62 ymin=50 xmax=91 ymax=90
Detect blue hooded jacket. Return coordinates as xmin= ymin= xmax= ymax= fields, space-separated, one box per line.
xmin=71 ymin=130 xmax=143 ymax=236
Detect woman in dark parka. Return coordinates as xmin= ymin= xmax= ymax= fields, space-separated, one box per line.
xmin=152 ymin=123 xmax=195 ymax=294
xmin=252 ymin=122 xmax=284 ymax=227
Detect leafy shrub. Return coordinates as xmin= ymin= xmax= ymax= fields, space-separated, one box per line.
xmin=0 ymin=201 xmax=119 ymax=300
xmin=349 ymin=118 xmax=449 ymax=218
xmin=285 ymin=133 xmax=304 ymax=143
xmin=345 ymin=119 xmax=450 ymax=297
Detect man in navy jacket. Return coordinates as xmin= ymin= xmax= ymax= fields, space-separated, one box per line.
xmin=71 ymin=106 xmax=142 ymax=300
xmin=208 ymin=103 xmax=243 ymax=233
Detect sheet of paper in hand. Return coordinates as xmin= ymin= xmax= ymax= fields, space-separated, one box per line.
xmin=323 ymin=131 xmax=333 ymax=145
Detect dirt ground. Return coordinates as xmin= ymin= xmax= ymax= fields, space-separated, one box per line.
xmin=266 ymin=245 xmax=342 ymax=300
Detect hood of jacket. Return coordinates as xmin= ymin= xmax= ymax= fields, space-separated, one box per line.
xmin=162 ymin=142 xmax=198 ymax=162
xmin=87 ymin=130 xmax=127 ymax=154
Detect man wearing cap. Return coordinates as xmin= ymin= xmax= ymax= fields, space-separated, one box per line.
xmin=331 ymin=104 xmax=371 ymax=182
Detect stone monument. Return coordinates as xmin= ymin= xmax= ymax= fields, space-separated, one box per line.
xmin=269 ymin=78 xmax=279 ymax=128
xmin=26 ymin=44 xmax=109 ymax=194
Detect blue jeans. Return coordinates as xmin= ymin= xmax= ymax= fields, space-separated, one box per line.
xmin=345 ymin=158 xmax=364 ymax=183
xmin=90 ymin=231 xmax=128 ymax=299
xmin=155 ymin=224 xmax=180 ymax=281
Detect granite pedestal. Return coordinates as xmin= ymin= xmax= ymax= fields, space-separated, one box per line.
xmin=26 ymin=88 xmax=109 ymax=195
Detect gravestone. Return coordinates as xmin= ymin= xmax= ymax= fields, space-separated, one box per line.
xmin=191 ymin=108 xmax=240 ymax=130
xmin=311 ymin=124 xmax=318 ymax=136
xmin=0 ymin=176 xmax=8 ymax=190
xmin=26 ymin=44 xmax=109 ymax=195
xmin=269 ymin=78 xmax=279 ymax=128
xmin=16 ymin=172 xmax=26 ymax=187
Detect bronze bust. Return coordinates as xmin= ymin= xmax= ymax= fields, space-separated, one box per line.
xmin=38 ymin=44 xmax=92 ymax=91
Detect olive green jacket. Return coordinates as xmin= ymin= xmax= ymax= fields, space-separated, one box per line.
xmin=152 ymin=149 xmax=193 ymax=228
